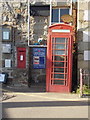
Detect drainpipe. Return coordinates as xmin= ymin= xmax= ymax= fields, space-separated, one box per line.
xmin=27 ymin=0 xmax=30 ymax=87
xmin=50 ymin=0 xmax=52 ymax=26
xmin=28 ymin=0 xmax=30 ymax=46
xmin=77 ymin=0 xmax=79 ymax=30
xmin=80 ymin=68 xmax=83 ymax=97
xmin=71 ymin=0 xmax=73 ymax=16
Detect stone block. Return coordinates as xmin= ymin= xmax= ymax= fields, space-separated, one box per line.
xmin=37 ymin=75 xmax=46 ymax=83
xmin=78 ymin=54 xmax=84 ymax=61
xmin=78 ymin=42 xmax=90 ymax=51
xmin=42 ymin=69 xmax=46 ymax=74
xmin=79 ymin=2 xmax=89 ymax=10
xmin=13 ymin=3 xmax=21 ymax=8
xmin=77 ymin=31 xmax=83 ymax=41
xmin=0 ymin=60 xmax=2 ymax=67
xmin=31 ymin=69 xmax=41 ymax=74
xmin=2 ymin=54 xmax=12 ymax=59
xmin=12 ymin=68 xmax=28 ymax=86
xmin=81 ymin=22 xmax=90 ymax=28
xmin=79 ymin=10 xmax=84 ymax=21
xmin=78 ymin=61 xmax=90 ymax=69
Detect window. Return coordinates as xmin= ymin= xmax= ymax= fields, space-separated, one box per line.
xmin=5 ymin=59 xmax=11 ymax=68
xmin=52 ymin=9 xmax=59 ymax=23
xmin=2 ymin=28 xmax=10 ymax=40
xmin=83 ymin=31 xmax=90 ymax=42
xmin=51 ymin=8 xmax=70 ymax=24
xmin=84 ymin=10 xmax=90 ymax=21
xmin=84 ymin=51 xmax=90 ymax=61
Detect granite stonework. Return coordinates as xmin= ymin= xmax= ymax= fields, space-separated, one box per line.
xmin=77 ymin=1 xmax=90 ymax=85
xmin=0 ymin=2 xmax=49 ymax=86
xmin=0 ymin=1 xmax=79 ymax=87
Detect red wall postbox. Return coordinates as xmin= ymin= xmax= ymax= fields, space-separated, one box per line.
xmin=17 ymin=47 xmax=26 ymax=68
xmin=46 ymin=24 xmax=74 ymax=93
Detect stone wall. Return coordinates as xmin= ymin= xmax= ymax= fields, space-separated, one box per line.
xmin=77 ymin=1 xmax=90 ymax=84
xmin=0 ymin=1 xmax=49 ymax=86
xmin=0 ymin=3 xmax=2 ymax=72
xmin=29 ymin=47 xmax=46 ymax=86
xmin=1 ymin=2 xmax=29 ymax=86
xmin=28 ymin=16 xmax=49 ymax=85
xmin=0 ymin=1 xmax=77 ymax=88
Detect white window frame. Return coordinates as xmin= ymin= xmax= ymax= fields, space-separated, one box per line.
xmin=49 ymin=0 xmax=72 ymax=26
xmin=51 ymin=7 xmax=72 ymax=25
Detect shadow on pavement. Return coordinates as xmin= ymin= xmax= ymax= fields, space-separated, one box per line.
xmin=3 ymin=101 xmax=88 ymax=108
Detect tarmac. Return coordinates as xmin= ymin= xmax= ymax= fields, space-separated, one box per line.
xmin=1 ymin=85 xmax=90 ymax=118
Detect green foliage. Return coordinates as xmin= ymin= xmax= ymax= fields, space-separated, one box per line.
xmin=76 ymin=85 xmax=90 ymax=94
xmin=76 ymin=85 xmax=80 ymax=94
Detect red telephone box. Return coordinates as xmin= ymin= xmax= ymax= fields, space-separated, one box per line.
xmin=17 ymin=47 xmax=26 ymax=68
xmin=46 ymin=24 xmax=74 ymax=93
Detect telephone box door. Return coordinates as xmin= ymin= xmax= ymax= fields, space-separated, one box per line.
xmin=46 ymin=24 xmax=73 ymax=93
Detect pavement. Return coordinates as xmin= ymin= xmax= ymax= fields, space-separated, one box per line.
xmin=1 ymin=85 xmax=90 ymax=119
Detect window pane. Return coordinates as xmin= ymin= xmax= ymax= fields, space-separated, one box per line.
xmin=60 ymin=9 xmax=69 ymax=22
xmin=54 ymin=56 xmax=66 ymax=61
xmin=52 ymin=9 xmax=59 ymax=23
xmin=55 ymin=44 xmax=65 ymax=49
xmin=2 ymin=28 xmax=10 ymax=40
xmin=54 ymin=68 xmax=64 ymax=73
xmin=54 ymin=62 xmax=64 ymax=67
xmin=54 ymin=74 xmax=64 ymax=79
xmin=54 ymin=50 xmax=65 ymax=55
xmin=56 ymin=38 xmax=65 ymax=43
xmin=53 ymin=80 xmax=64 ymax=85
